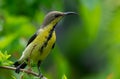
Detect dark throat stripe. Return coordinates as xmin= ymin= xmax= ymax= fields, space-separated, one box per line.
xmin=40 ymin=24 xmax=56 ymax=53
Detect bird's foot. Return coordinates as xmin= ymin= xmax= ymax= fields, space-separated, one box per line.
xmin=15 ymin=67 xmax=20 ymax=73
xmin=28 ymin=67 xmax=32 ymax=72
xmin=38 ymin=73 xmax=43 ymax=79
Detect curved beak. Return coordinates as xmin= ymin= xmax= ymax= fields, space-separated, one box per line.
xmin=63 ymin=12 xmax=77 ymax=15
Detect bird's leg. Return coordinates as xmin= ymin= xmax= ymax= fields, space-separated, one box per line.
xmin=27 ymin=57 xmax=32 ymax=71
xmin=28 ymin=45 xmax=37 ymax=71
xmin=15 ymin=65 xmax=21 ymax=73
xmin=15 ymin=62 xmax=25 ymax=73
xmin=37 ymin=60 xmax=43 ymax=78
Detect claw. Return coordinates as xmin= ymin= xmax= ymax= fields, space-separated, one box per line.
xmin=38 ymin=73 xmax=43 ymax=78
xmin=15 ymin=67 xmax=20 ymax=73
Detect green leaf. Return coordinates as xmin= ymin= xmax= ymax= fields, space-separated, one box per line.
xmin=62 ymin=74 xmax=67 ymax=79
xmin=11 ymin=75 xmax=16 ymax=79
xmin=0 ymin=51 xmax=13 ymax=66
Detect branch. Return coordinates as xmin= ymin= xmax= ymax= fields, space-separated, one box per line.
xmin=0 ymin=66 xmax=47 ymax=79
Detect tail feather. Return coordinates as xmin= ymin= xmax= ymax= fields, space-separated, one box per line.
xmin=14 ymin=61 xmax=27 ymax=73
xmin=14 ymin=61 xmax=20 ymax=67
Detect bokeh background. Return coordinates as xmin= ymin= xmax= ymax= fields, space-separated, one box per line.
xmin=0 ymin=0 xmax=120 ymax=79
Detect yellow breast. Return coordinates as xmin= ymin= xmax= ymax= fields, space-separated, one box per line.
xmin=20 ymin=21 xmax=57 ymax=64
xmin=30 ymin=28 xmax=56 ymax=63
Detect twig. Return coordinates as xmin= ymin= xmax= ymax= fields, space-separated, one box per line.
xmin=0 ymin=66 xmax=47 ymax=79
xmin=0 ymin=66 xmax=39 ymax=77
xmin=0 ymin=66 xmax=38 ymax=77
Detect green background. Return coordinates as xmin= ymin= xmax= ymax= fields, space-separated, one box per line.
xmin=0 ymin=0 xmax=120 ymax=79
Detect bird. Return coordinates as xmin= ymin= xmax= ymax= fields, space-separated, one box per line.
xmin=13 ymin=11 xmax=76 ymax=78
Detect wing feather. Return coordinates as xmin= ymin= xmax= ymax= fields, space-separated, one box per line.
xmin=26 ymin=33 xmax=37 ymax=46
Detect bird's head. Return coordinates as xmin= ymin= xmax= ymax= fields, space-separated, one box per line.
xmin=42 ymin=11 xmax=77 ymax=27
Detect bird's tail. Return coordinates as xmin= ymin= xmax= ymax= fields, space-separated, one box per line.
xmin=14 ymin=61 xmax=27 ymax=73
xmin=14 ymin=61 xmax=27 ymax=68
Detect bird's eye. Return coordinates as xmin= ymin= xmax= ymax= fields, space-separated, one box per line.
xmin=55 ymin=14 xmax=60 ymax=18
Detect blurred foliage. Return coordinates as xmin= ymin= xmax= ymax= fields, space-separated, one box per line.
xmin=62 ymin=74 xmax=67 ymax=79
xmin=0 ymin=0 xmax=120 ymax=79
xmin=0 ymin=51 xmax=13 ymax=66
